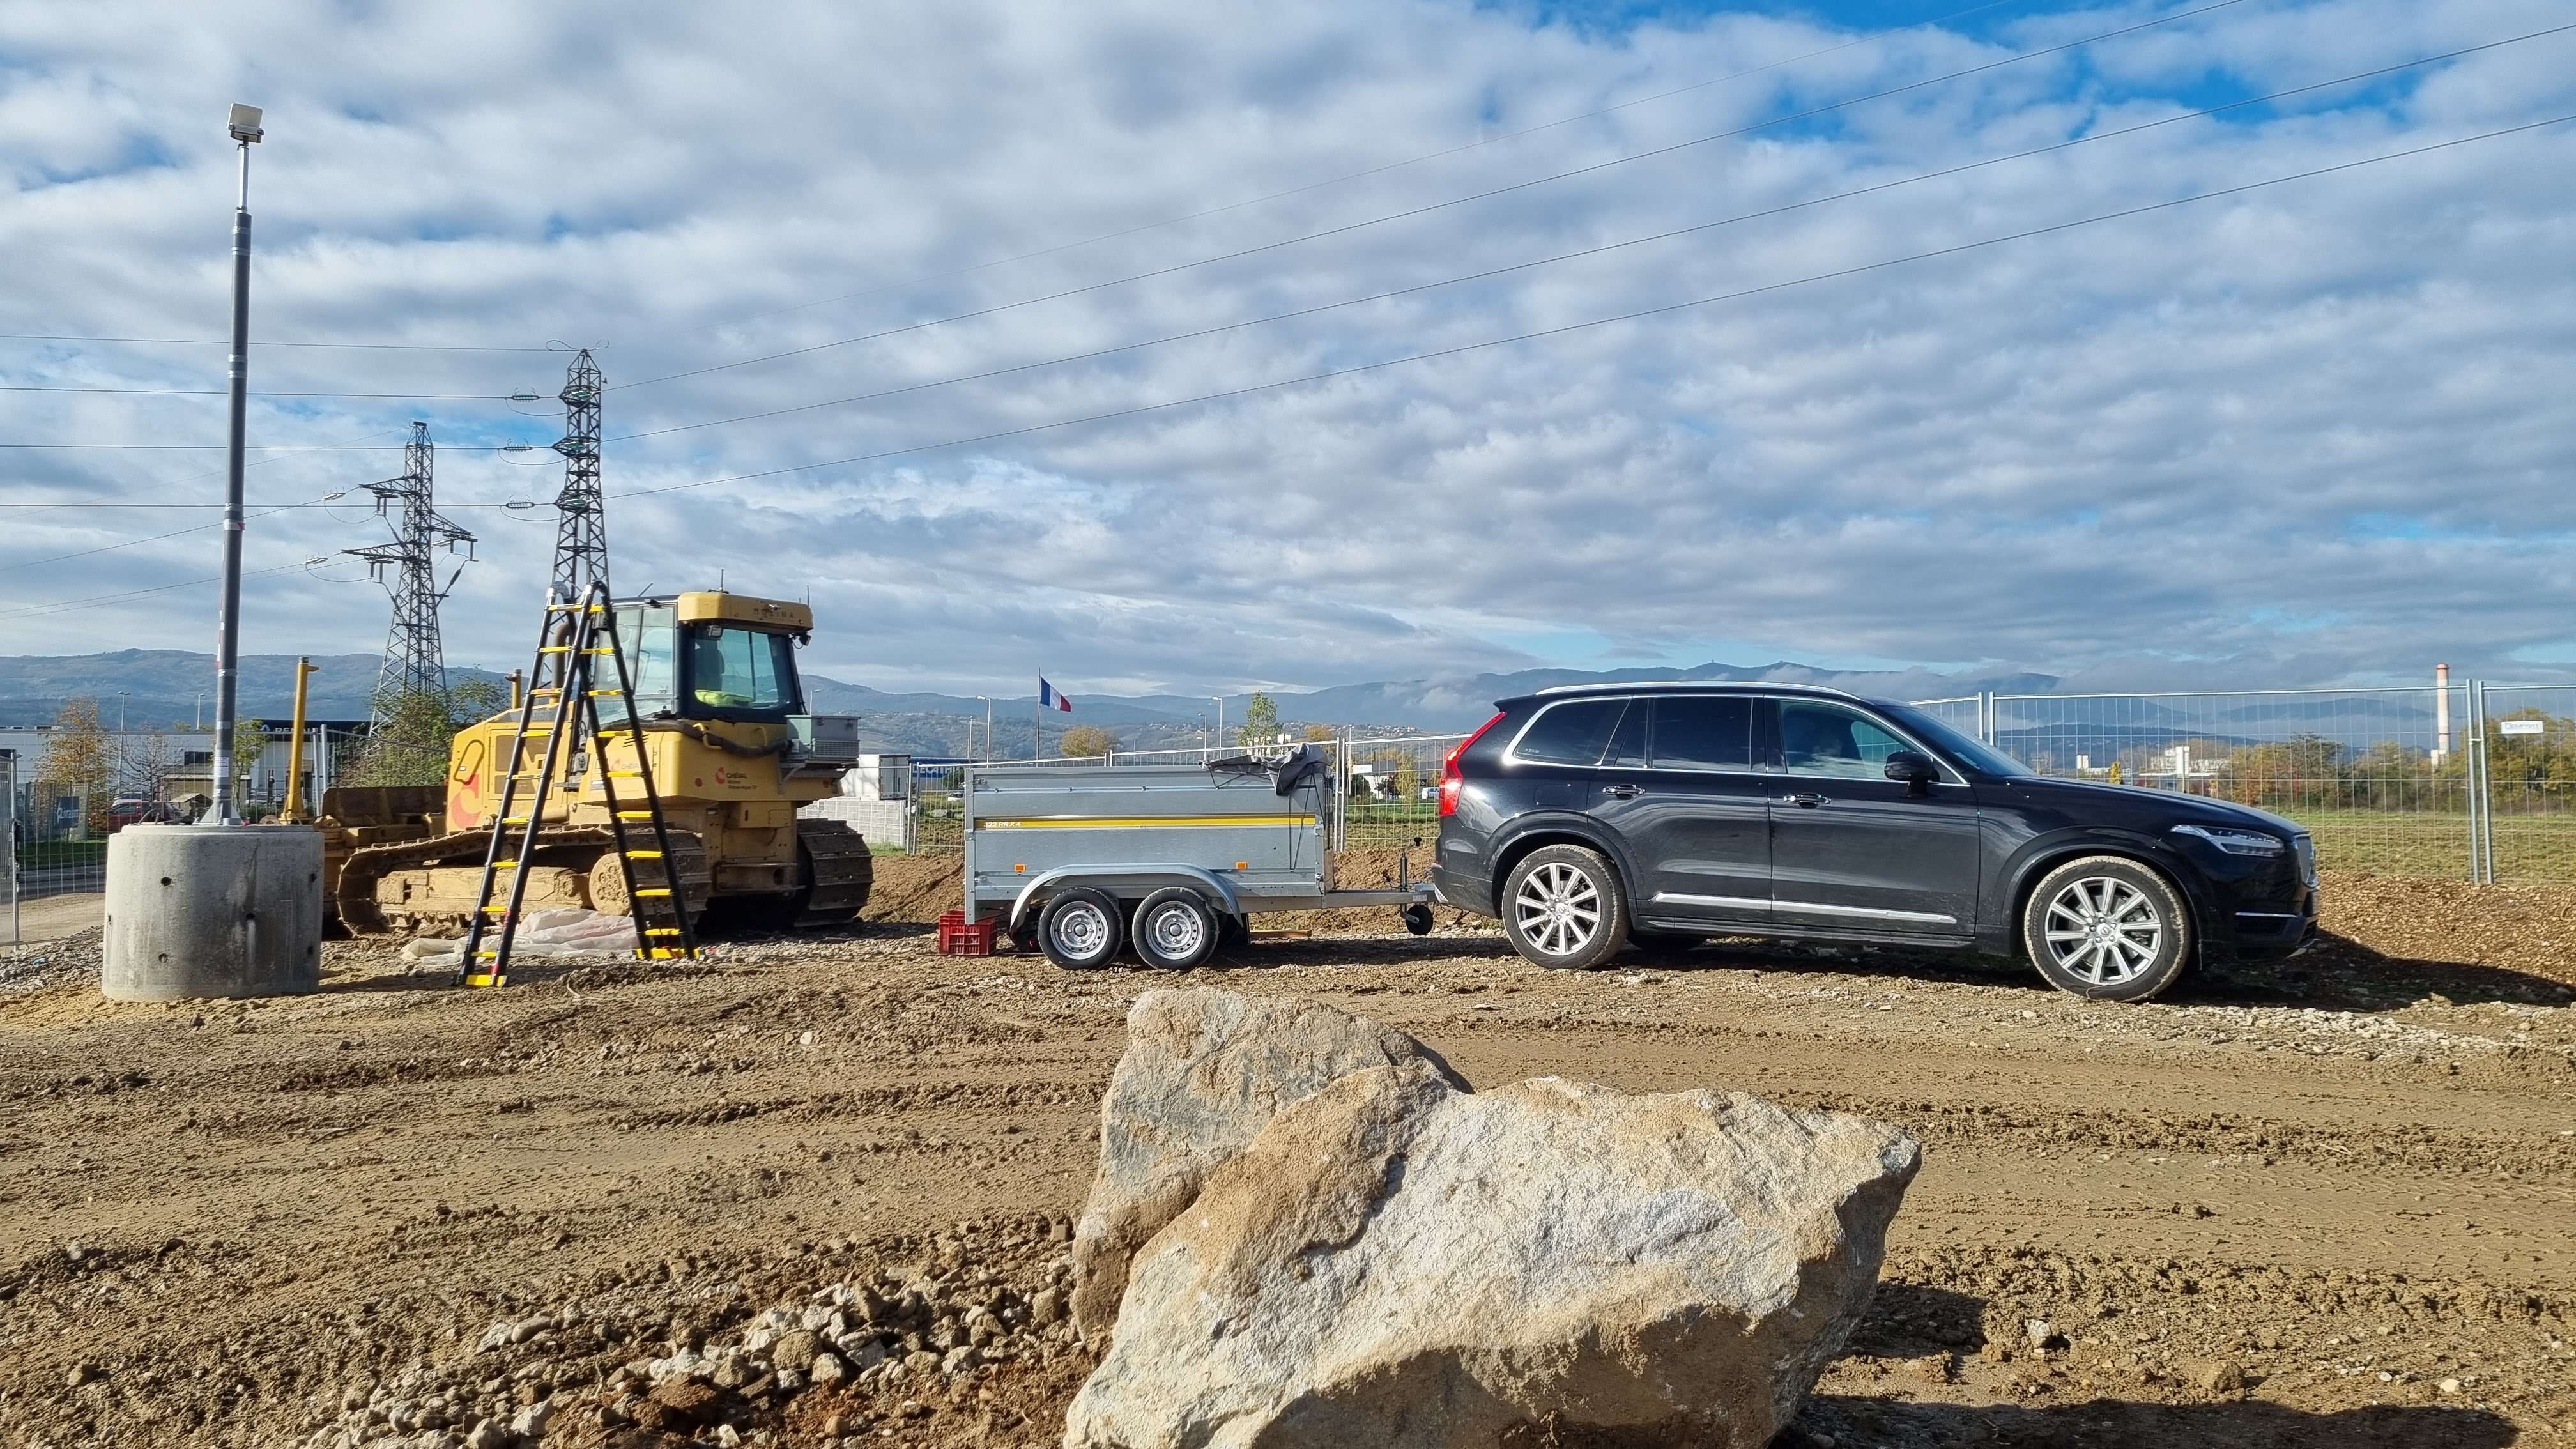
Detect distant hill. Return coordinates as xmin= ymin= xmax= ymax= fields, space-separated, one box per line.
xmin=0 ymin=651 xmax=505 ymax=728
xmin=0 ymin=649 xmax=2062 ymax=757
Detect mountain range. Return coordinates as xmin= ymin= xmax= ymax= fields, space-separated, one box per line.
xmin=0 ymin=649 xmax=2058 ymax=758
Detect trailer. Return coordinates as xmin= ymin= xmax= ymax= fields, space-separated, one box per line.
xmin=962 ymin=746 xmax=1436 ymax=969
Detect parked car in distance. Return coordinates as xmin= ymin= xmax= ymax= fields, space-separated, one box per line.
xmin=1432 ymin=682 xmax=2317 ymax=1000
xmin=106 ymin=799 xmax=181 ymax=830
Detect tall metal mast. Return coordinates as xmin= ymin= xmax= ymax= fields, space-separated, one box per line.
xmin=549 ymin=348 xmax=608 ymax=608
xmin=346 ymin=420 xmax=477 ymax=717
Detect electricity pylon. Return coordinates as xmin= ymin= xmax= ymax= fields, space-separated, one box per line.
xmin=346 ymin=420 xmax=477 ymax=721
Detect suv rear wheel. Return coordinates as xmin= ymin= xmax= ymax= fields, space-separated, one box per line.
xmin=2021 ymin=856 xmax=2192 ymax=1001
xmin=1502 ymin=845 xmax=1628 ymax=971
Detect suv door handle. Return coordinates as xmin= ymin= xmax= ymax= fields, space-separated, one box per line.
xmin=1779 ymin=792 xmax=1830 ymax=808
xmin=1605 ymin=783 xmax=1642 ymax=800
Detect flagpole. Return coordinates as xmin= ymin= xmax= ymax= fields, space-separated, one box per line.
xmin=1033 ymin=686 xmax=1041 ymax=762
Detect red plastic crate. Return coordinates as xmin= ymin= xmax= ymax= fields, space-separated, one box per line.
xmin=935 ymin=910 xmax=1000 ymax=956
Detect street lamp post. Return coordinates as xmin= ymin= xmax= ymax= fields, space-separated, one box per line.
xmin=210 ymin=102 xmax=262 ymax=826
xmin=1211 ymin=696 xmax=1224 ymax=754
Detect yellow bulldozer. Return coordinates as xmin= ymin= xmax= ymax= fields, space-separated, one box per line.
xmin=321 ymin=590 xmax=873 ymax=935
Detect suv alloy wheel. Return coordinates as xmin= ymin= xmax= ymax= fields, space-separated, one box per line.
xmin=2020 ymin=856 xmax=2193 ymax=1001
xmin=1501 ymin=844 xmax=1629 ymax=970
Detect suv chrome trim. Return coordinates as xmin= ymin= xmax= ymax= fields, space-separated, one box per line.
xmin=1535 ymin=679 xmax=1863 ymax=700
xmin=1499 ymin=696 xmax=1632 ymax=769
xmin=1648 ymin=891 xmax=1958 ymax=927
xmin=1503 ymin=693 xmax=1760 ymax=774
xmin=1774 ymin=898 xmax=1959 ymax=926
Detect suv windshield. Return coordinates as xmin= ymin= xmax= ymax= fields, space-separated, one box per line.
xmin=1879 ymin=703 xmax=2034 ymax=778
xmin=685 ymin=625 xmax=799 ymax=716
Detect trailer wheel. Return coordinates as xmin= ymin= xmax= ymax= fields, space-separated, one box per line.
xmin=1131 ymin=887 xmax=1218 ymax=970
xmin=1039 ymin=888 xmax=1124 ymax=970
xmin=1401 ymin=903 xmax=1436 ymax=937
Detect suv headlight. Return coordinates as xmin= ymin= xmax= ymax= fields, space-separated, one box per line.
xmin=2172 ymin=823 xmax=2286 ymax=857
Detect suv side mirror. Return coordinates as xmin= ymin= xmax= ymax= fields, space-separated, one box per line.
xmin=1883 ymin=751 xmax=1938 ymax=791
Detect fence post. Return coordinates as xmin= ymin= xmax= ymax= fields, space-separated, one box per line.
xmin=2476 ymin=681 xmax=2497 ymax=884
xmin=1 ymin=751 xmax=17 ymax=946
xmin=1978 ymin=692 xmax=1997 ymax=746
xmin=2464 ymin=682 xmax=2485 ymax=884
xmin=1330 ymin=736 xmax=1347 ymax=852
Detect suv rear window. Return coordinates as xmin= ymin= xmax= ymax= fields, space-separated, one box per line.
xmin=1512 ymin=699 xmax=1625 ymax=765
xmin=1650 ymin=696 xmax=1752 ymax=770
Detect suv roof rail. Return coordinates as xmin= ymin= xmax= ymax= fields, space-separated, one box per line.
xmin=1529 ymin=679 xmax=1866 ymax=702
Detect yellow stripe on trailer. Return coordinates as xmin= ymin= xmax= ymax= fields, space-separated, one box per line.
xmin=976 ymin=814 xmax=1317 ymax=830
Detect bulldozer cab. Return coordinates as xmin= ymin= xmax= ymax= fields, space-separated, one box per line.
xmin=602 ymin=591 xmax=813 ymax=724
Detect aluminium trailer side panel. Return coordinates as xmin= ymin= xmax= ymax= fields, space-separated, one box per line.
xmin=963 ymin=762 xmax=1328 ymax=916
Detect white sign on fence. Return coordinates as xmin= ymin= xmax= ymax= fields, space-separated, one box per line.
xmin=2501 ymin=720 xmax=2547 ymax=737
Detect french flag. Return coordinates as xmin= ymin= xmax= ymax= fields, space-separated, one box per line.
xmin=1038 ymin=678 xmax=1073 ymax=712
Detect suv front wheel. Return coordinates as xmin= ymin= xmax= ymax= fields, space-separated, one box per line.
xmin=1502 ymin=845 xmax=1629 ymax=971
xmin=2021 ymin=856 xmax=2193 ymax=1001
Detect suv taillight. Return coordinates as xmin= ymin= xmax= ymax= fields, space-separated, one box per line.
xmin=1439 ymin=712 xmax=1505 ymax=818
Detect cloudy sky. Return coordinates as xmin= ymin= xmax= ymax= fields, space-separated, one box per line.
xmin=1 ymin=0 xmax=2570 ymax=697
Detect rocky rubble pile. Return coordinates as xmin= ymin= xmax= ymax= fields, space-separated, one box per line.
xmin=293 ymin=1222 xmax=1087 ymax=1449
xmin=0 ymin=927 xmax=102 ymax=992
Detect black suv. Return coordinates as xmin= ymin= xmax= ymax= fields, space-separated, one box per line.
xmin=1432 ymin=682 xmax=2316 ymax=1000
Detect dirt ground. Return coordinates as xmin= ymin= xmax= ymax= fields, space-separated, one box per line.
xmin=1 ymin=864 xmax=2572 ymax=1448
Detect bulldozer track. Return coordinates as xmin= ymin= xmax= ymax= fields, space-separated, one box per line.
xmin=794 ymin=818 xmax=875 ymax=928
xmin=336 ymin=827 xmax=712 ymax=937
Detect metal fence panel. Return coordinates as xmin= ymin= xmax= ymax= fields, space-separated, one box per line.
xmin=2467 ymin=682 xmax=2576 ymax=885
xmin=8 ymin=780 xmax=109 ymax=942
xmin=1337 ymin=735 xmax=1467 ymax=850
xmin=1948 ymin=687 xmax=2476 ymax=879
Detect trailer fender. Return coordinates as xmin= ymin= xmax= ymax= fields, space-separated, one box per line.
xmin=1005 ymin=864 xmax=1244 ymax=934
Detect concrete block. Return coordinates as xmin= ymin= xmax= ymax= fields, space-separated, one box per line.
xmin=103 ymin=825 xmax=325 ymax=1000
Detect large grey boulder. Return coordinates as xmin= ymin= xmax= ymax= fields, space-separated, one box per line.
xmin=1064 ymin=1063 xmax=1920 ymax=1449
xmin=1069 ymin=988 xmax=1469 ymax=1341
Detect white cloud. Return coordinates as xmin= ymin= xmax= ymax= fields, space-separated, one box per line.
xmin=0 ymin=0 xmax=2570 ymax=697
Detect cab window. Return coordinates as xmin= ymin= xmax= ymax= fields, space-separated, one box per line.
xmin=601 ymin=605 xmax=677 ymax=723
xmin=1778 ymin=701 xmax=1914 ymax=779
xmin=684 ymin=625 xmax=797 ymax=717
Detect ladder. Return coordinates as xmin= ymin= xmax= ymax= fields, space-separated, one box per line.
xmin=456 ymin=583 xmax=700 ymax=987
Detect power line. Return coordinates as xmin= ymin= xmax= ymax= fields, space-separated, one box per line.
xmin=604 ymin=29 xmax=2566 ymax=449
xmin=596 ymin=114 xmax=2572 ymax=506
xmin=0 ymin=441 xmax=518 ymax=452
xmin=0 ymin=558 xmax=325 ymax=621
xmin=0 ymin=491 xmax=346 ymax=573
xmin=0 ymin=383 xmax=521 ymax=399
xmin=609 ymin=0 xmax=2246 ymax=394
xmin=0 ymin=496 xmax=523 ymax=510
xmin=0 ymin=333 xmax=555 ymax=352
xmin=618 ymin=0 xmax=2028 ymax=348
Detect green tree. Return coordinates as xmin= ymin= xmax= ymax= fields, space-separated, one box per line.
xmin=1369 ymin=749 xmax=1421 ymax=802
xmin=2221 ymin=732 xmax=2344 ymax=811
xmin=1061 ymin=724 xmax=1121 ymax=759
xmin=344 ymin=681 xmax=505 ymax=788
xmin=1238 ymin=691 xmax=1280 ymax=749
xmin=39 ymin=696 xmax=112 ymax=830
xmin=1301 ymin=723 xmax=1338 ymax=743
